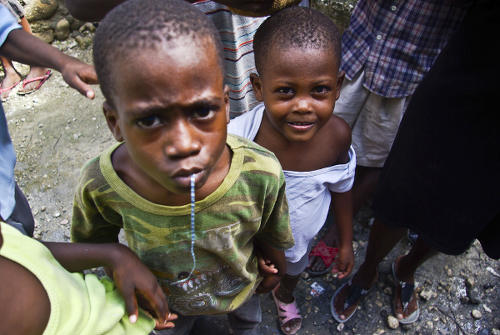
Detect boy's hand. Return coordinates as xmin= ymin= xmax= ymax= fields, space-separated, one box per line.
xmin=333 ymin=245 xmax=354 ymax=279
xmin=257 ymin=256 xmax=278 ymax=275
xmin=108 ymin=245 xmax=176 ymax=328
xmin=60 ymin=56 xmax=98 ymax=99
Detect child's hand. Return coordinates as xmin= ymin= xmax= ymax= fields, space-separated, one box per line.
xmin=333 ymin=245 xmax=354 ymax=279
xmin=258 ymin=256 xmax=278 ymax=275
xmin=60 ymin=56 xmax=98 ymax=99
xmin=108 ymin=245 xmax=176 ymax=328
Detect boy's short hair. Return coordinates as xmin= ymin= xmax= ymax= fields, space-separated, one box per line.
xmin=93 ymin=0 xmax=223 ymax=107
xmin=253 ymin=7 xmax=341 ymax=74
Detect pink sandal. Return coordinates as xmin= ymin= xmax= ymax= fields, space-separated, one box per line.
xmin=271 ymin=285 xmax=302 ymax=335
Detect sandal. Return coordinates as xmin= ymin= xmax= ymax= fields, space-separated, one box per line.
xmin=271 ymin=285 xmax=302 ymax=335
xmin=0 ymin=80 xmax=20 ymax=102
xmin=330 ymin=278 xmax=370 ymax=323
xmin=307 ymin=240 xmax=339 ymax=276
xmin=17 ymin=70 xmax=52 ymax=95
xmin=392 ymin=257 xmax=420 ymax=324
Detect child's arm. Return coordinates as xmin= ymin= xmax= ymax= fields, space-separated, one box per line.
xmin=42 ymin=241 xmax=176 ymax=327
xmin=254 ymin=239 xmax=287 ymax=293
xmin=331 ymin=189 xmax=354 ymax=279
xmin=0 ymin=28 xmax=97 ymax=98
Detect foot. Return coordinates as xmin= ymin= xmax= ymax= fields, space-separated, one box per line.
xmin=392 ymin=256 xmax=419 ymax=324
xmin=272 ymin=285 xmax=302 ymax=335
xmin=308 ymin=228 xmax=338 ymax=275
xmin=0 ymin=71 xmax=22 ymax=101
xmin=331 ymin=266 xmax=378 ymax=322
xmin=17 ymin=67 xmax=50 ymax=94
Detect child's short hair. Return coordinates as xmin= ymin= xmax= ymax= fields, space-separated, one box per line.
xmin=253 ymin=7 xmax=341 ymax=74
xmin=93 ymin=0 xmax=223 ymax=106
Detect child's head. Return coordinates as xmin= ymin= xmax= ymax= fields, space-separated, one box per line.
xmin=93 ymin=0 xmax=230 ymax=195
xmin=252 ymin=7 xmax=344 ymax=142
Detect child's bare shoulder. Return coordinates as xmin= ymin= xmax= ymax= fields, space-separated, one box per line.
xmin=324 ymin=114 xmax=352 ymax=153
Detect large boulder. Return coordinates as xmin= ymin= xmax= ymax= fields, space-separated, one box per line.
xmin=25 ymin=0 xmax=58 ymax=22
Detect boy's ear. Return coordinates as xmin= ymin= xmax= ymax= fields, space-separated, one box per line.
xmin=335 ymin=71 xmax=345 ymax=101
xmin=250 ymin=73 xmax=264 ymax=101
xmin=223 ymin=85 xmax=230 ymax=123
xmin=103 ymin=101 xmax=124 ymax=142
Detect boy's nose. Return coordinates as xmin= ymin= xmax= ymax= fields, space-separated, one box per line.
xmin=164 ymin=120 xmax=201 ymax=158
xmin=294 ymin=97 xmax=313 ymax=113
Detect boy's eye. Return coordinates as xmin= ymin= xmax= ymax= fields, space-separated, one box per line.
xmin=312 ymin=85 xmax=331 ymax=94
xmin=136 ymin=115 xmax=161 ymax=128
xmin=192 ymin=106 xmax=216 ymax=120
xmin=276 ymin=87 xmax=294 ymax=95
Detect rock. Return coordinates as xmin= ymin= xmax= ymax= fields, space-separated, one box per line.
xmin=387 ymin=315 xmax=399 ymax=329
xmin=55 ymin=19 xmax=70 ymax=41
xmin=471 ymin=309 xmax=482 ymax=319
xmin=425 ymin=321 xmax=433 ymax=329
xmin=301 ymin=272 xmax=310 ymax=280
xmin=465 ymin=276 xmax=475 ymax=289
xmin=53 ymin=211 xmax=61 ymax=218
xmin=41 ymin=206 xmax=46 ymax=212
xmin=467 ymin=287 xmax=481 ymax=305
xmin=75 ymin=35 xmax=93 ymax=49
xmin=25 ymin=0 xmax=58 ymax=22
xmin=60 ymin=219 xmax=69 ymax=225
xmin=483 ymin=304 xmax=492 ymax=313
xmin=70 ymin=18 xmax=85 ymax=31
xmin=336 ymin=323 xmax=344 ymax=332
xmin=383 ymin=287 xmax=392 ymax=295
xmin=33 ymin=30 xmax=54 ymax=44
xmin=79 ymin=22 xmax=96 ymax=33
xmin=491 ymin=329 xmax=500 ymax=335
xmin=419 ymin=288 xmax=436 ymax=301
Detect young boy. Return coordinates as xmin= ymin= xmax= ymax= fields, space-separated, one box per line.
xmin=70 ymin=0 xmax=294 ymax=334
xmin=0 ymin=220 xmax=175 ymax=334
xmin=228 ymin=7 xmax=355 ymax=335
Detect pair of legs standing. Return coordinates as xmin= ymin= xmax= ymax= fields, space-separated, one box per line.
xmin=1 ymin=10 xmax=50 ymax=101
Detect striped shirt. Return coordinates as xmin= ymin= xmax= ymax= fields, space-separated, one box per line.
xmin=341 ymin=0 xmax=470 ymax=98
xmin=192 ymin=1 xmax=306 ymax=117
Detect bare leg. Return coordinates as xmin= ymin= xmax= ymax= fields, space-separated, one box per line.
xmin=332 ymin=219 xmax=405 ymax=320
xmin=1 ymin=56 xmax=22 ymax=100
xmin=393 ymin=237 xmax=436 ymax=320
xmin=16 ymin=17 xmax=50 ymax=94
xmin=274 ymin=275 xmax=302 ymax=333
xmin=352 ymin=166 xmax=381 ymax=215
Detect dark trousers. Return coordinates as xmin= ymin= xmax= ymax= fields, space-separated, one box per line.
xmin=5 ymin=183 xmax=34 ymax=236
xmin=155 ymin=294 xmax=261 ymax=335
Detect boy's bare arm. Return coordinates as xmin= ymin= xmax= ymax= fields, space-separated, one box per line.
xmin=254 ymin=239 xmax=287 ymax=293
xmin=42 ymin=241 xmax=175 ymax=326
xmin=0 ymin=29 xmax=97 ymax=98
xmin=331 ymin=188 xmax=354 ymax=279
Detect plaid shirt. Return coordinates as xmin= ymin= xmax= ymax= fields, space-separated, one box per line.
xmin=341 ymin=0 xmax=469 ymax=98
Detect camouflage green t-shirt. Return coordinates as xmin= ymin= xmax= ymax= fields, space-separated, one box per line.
xmin=71 ymin=134 xmax=293 ymax=316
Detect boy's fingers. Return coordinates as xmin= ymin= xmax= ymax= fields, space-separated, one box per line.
xmin=123 ymin=287 xmax=139 ymax=323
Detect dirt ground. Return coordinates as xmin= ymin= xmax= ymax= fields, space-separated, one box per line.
xmin=3 ymin=41 xmax=499 ymax=335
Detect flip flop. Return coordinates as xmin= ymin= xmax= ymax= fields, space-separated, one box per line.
xmin=392 ymin=257 xmax=420 ymax=324
xmin=307 ymin=240 xmax=339 ymax=276
xmin=0 ymin=80 xmax=21 ymax=102
xmin=271 ymin=285 xmax=302 ymax=335
xmin=17 ymin=70 xmax=52 ymax=95
xmin=330 ymin=278 xmax=371 ymax=323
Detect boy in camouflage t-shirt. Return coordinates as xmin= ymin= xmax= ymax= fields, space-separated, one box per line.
xmin=70 ymin=0 xmax=293 ymax=333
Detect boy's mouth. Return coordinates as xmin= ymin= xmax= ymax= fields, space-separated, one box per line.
xmin=171 ymin=169 xmax=205 ymax=189
xmin=287 ymin=121 xmax=315 ymax=131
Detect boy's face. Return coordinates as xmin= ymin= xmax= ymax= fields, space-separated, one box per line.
xmin=104 ymin=40 xmax=230 ymax=194
xmin=251 ymin=47 xmax=344 ymax=142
